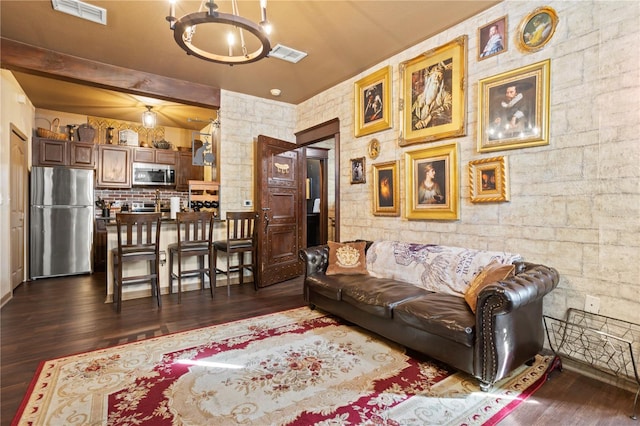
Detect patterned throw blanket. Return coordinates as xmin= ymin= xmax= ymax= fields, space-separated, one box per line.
xmin=365 ymin=240 xmax=521 ymax=297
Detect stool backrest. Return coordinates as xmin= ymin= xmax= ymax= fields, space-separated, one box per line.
xmin=226 ymin=211 xmax=258 ymax=246
xmin=115 ymin=213 xmax=162 ymax=253
xmin=176 ymin=211 xmax=214 ymax=248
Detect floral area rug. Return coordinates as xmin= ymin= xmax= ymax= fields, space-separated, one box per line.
xmin=13 ymin=307 xmax=555 ymax=425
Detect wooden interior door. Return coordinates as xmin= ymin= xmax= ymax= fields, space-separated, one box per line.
xmin=254 ymin=135 xmax=303 ymax=288
xmin=10 ymin=125 xmax=27 ymax=289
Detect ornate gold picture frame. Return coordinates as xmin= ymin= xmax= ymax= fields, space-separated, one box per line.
xmin=516 ymin=6 xmax=559 ymax=53
xmin=399 ymin=36 xmax=467 ymax=146
xmin=354 ymin=66 xmax=392 ymax=137
xmin=477 ymin=59 xmax=550 ymax=153
xmin=468 ymin=156 xmax=510 ymax=203
xmin=478 ymin=15 xmax=508 ymax=61
xmin=372 ymin=161 xmax=399 ymax=216
xmin=405 ymin=143 xmax=459 ymax=220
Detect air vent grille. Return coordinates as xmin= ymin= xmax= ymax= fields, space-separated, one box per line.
xmin=52 ymin=0 xmax=107 ymax=25
xmin=269 ymin=44 xmax=308 ymax=63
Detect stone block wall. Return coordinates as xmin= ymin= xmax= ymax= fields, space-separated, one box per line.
xmin=294 ymin=0 xmax=640 ymax=322
xmin=219 ymin=90 xmax=296 ymax=215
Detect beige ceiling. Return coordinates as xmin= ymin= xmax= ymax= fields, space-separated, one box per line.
xmin=1 ymin=0 xmax=500 ymax=130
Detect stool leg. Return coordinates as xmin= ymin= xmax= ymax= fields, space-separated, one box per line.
xmin=227 ymin=251 xmax=231 ymax=297
xmin=177 ymin=254 xmax=182 ymax=304
xmin=116 ymin=262 xmax=123 ymax=313
xmin=238 ymin=252 xmax=245 ymax=285
xmin=211 ymin=247 xmax=217 ymax=298
xmin=154 ymin=259 xmax=162 ymax=308
xmin=168 ymin=249 xmax=173 ymax=295
xmin=198 ymin=255 xmax=205 ymax=291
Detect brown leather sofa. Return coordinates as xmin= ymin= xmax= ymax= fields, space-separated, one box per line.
xmin=299 ymin=242 xmax=559 ymax=391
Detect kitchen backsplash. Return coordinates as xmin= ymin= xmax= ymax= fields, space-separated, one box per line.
xmin=95 ymin=188 xmax=188 ymax=215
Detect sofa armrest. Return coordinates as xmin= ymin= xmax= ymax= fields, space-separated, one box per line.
xmin=299 ymin=245 xmax=330 ymax=277
xmin=476 ymin=262 xmax=559 ymax=315
xmin=474 ymin=262 xmax=559 ymax=389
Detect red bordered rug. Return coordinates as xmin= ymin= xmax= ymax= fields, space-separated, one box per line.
xmin=13 ymin=307 xmax=555 ymax=425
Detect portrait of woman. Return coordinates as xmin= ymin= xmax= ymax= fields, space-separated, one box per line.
xmin=417 ymin=161 xmax=446 ymax=205
xmin=405 ymin=143 xmax=458 ymax=220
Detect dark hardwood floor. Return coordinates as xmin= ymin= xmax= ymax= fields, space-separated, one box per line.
xmin=1 ymin=273 xmax=636 ymax=425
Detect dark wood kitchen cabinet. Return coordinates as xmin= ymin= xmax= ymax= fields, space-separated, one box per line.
xmin=96 ymin=145 xmax=131 ymax=188
xmin=70 ymin=142 xmax=96 ymax=168
xmin=33 ymin=138 xmax=95 ymax=169
xmin=133 ymin=147 xmax=177 ymax=165
xmin=176 ymin=151 xmax=204 ymax=191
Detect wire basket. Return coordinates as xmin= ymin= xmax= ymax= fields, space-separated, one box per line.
xmin=36 ymin=118 xmax=67 ymax=140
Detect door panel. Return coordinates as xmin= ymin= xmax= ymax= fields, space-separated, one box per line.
xmin=255 ymin=135 xmax=303 ymax=288
xmin=10 ymin=127 xmax=27 ymax=289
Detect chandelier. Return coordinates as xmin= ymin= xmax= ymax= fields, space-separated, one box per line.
xmin=166 ymin=0 xmax=272 ymax=65
xmin=142 ymin=106 xmax=157 ymax=129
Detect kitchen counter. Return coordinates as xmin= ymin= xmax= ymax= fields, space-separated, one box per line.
xmin=104 ymin=217 xmax=227 ymax=304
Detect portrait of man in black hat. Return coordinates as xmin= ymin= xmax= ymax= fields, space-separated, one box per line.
xmin=488 ymin=76 xmax=536 ymax=141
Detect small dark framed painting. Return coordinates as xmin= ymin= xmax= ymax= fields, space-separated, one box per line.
xmin=350 ymin=157 xmax=366 ymax=184
xmin=372 ymin=161 xmax=399 ymax=216
xmin=468 ymin=156 xmax=510 ymax=203
xmin=478 ymin=15 xmax=508 ymax=60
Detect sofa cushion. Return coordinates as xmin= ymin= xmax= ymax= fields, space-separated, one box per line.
xmin=464 ymin=261 xmax=515 ymax=313
xmin=393 ymin=293 xmax=476 ymax=347
xmin=326 ymin=241 xmax=368 ymax=275
xmin=366 ymin=240 xmax=521 ymax=297
xmin=305 ymin=274 xmax=370 ymax=301
xmin=341 ymin=279 xmax=431 ymax=318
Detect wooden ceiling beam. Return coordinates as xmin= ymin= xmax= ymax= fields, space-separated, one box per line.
xmin=0 ymin=37 xmax=220 ymax=109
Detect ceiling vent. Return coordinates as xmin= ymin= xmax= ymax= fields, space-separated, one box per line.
xmin=52 ymin=0 xmax=107 ymax=25
xmin=269 ymin=44 xmax=308 ymax=64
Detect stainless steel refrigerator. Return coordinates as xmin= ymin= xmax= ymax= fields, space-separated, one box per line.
xmin=30 ymin=166 xmax=94 ymax=279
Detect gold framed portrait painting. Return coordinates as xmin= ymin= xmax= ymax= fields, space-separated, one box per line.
xmin=354 ymin=66 xmax=392 ymax=137
xmin=400 ymin=36 xmax=467 ymax=146
xmin=405 ymin=143 xmax=459 ymax=220
xmin=478 ymin=15 xmax=508 ymax=61
xmin=517 ymin=6 xmax=559 ymax=53
xmin=372 ymin=161 xmax=399 ymax=216
xmin=477 ymin=59 xmax=550 ymax=153
xmin=468 ymin=156 xmax=510 ymax=203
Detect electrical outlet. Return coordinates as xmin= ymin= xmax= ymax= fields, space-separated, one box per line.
xmin=585 ymin=295 xmax=600 ymax=314
xmin=243 ymin=200 xmax=253 ymax=207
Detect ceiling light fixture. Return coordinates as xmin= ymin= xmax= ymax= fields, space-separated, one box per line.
xmin=142 ymin=106 xmax=157 ymax=129
xmin=166 ymin=0 xmax=272 ymax=66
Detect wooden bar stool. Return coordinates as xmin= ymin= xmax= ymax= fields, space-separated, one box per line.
xmin=212 ymin=212 xmax=258 ymax=296
xmin=112 ymin=213 xmax=162 ymax=313
xmin=168 ymin=211 xmax=214 ymax=303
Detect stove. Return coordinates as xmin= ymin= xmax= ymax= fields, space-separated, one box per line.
xmin=131 ymin=202 xmax=169 ymax=213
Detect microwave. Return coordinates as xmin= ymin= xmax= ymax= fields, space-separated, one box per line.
xmin=132 ymin=162 xmax=176 ymax=186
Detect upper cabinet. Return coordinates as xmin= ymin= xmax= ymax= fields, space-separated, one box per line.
xmin=96 ymin=145 xmax=131 ymax=188
xmin=176 ymin=151 xmax=204 ymax=191
xmin=133 ymin=147 xmax=177 ymax=165
xmin=33 ymin=138 xmax=95 ymax=169
xmin=70 ymin=142 xmax=96 ymax=168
